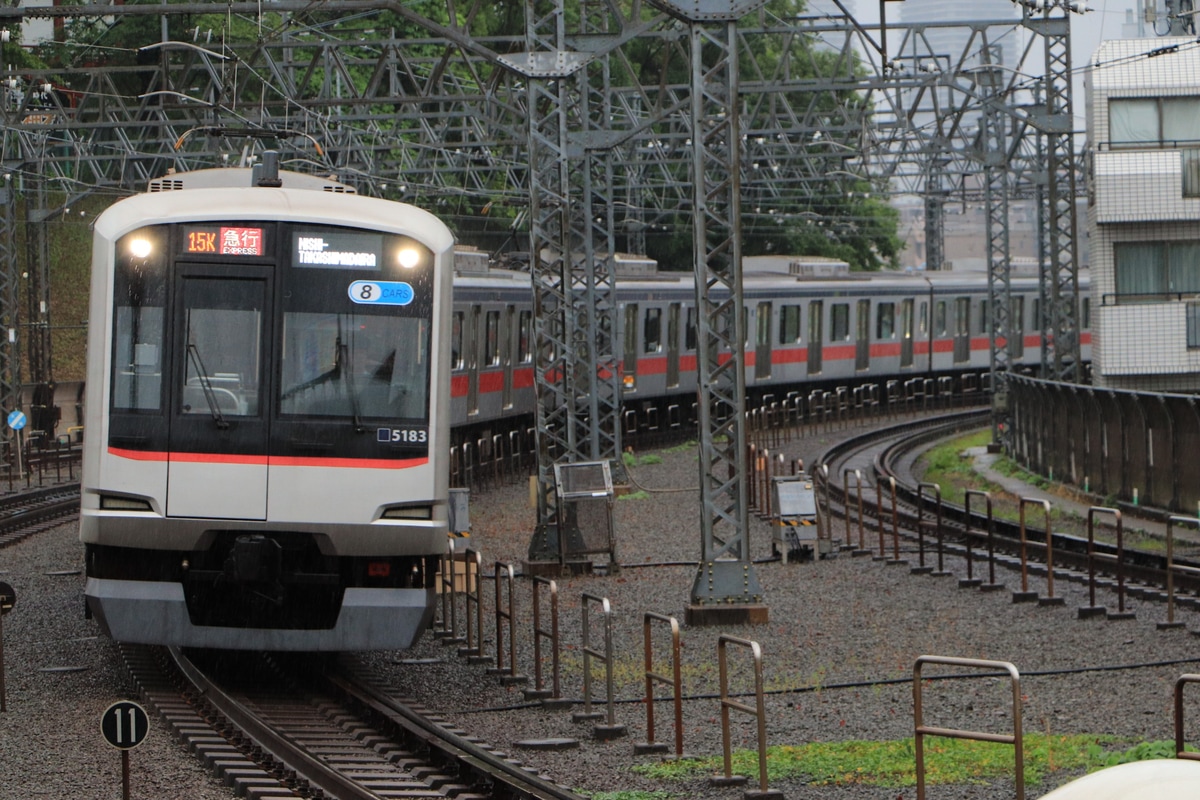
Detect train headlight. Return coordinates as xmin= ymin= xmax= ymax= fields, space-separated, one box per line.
xmin=397 ymin=247 xmax=421 ymax=269
xmin=382 ymin=504 xmax=432 ymax=520
xmin=100 ymin=494 xmax=153 ymax=511
xmin=128 ymin=238 xmax=153 ymax=259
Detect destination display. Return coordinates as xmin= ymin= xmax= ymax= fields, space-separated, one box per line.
xmin=293 ymin=230 xmax=384 ymax=270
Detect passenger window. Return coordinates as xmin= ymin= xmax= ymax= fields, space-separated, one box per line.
xmin=484 ymin=310 xmax=500 ymax=367
xmin=831 ymin=303 xmax=850 ymax=341
xmin=451 ymin=311 xmax=465 ymax=370
xmin=518 ymin=310 xmax=532 ymax=363
xmin=644 ymin=307 xmax=662 ymax=354
xmin=181 ymin=277 xmax=262 ymax=417
xmin=685 ymin=307 xmax=697 ymax=350
xmin=624 ymin=304 xmax=639 ymax=367
xmin=756 ymin=302 xmax=772 ymax=347
xmin=934 ymin=301 xmax=947 ymax=336
xmin=779 ymin=305 xmax=801 ymax=344
xmin=876 ymin=302 xmax=895 ymax=339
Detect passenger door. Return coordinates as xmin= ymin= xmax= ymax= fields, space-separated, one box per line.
xmin=755 ymin=301 xmax=772 ymax=381
xmin=900 ymin=298 xmax=914 ymax=368
xmin=856 ymin=298 xmax=871 ymax=371
xmin=807 ymin=300 xmax=823 ymax=374
xmin=166 ymin=269 xmax=270 ymax=519
xmin=667 ymin=302 xmax=680 ymax=389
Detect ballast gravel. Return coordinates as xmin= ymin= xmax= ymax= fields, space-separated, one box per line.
xmin=2 ymin=423 xmax=1199 ymax=800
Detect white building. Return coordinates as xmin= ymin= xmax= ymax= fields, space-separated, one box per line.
xmin=1086 ymin=38 xmax=1200 ymax=390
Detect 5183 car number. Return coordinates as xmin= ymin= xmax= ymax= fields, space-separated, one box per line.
xmin=377 ymin=426 xmax=428 ymax=444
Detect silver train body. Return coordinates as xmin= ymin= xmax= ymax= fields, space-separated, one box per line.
xmin=81 ymin=168 xmax=455 ymax=651
xmin=449 ymin=259 xmax=1092 ymax=437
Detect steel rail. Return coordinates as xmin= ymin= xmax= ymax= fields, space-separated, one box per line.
xmin=168 ymin=647 xmax=382 ymax=800
xmin=329 ymin=665 xmax=588 ymax=800
xmin=817 ymin=412 xmax=1200 ymax=596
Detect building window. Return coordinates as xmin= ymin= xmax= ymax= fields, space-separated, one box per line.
xmin=1110 ymin=97 xmax=1200 ymax=148
xmin=1114 ymin=241 xmax=1200 ymax=299
xmin=1189 ymin=303 xmax=1200 ymax=348
xmin=1183 ymin=150 xmax=1200 ymax=197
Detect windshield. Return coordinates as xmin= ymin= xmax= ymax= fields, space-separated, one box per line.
xmin=279 ymin=312 xmax=429 ymax=420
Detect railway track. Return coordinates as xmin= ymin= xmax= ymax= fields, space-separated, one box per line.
xmin=119 ymin=644 xmax=588 ymax=800
xmin=0 ymin=483 xmax=80 ymax=548
xmin=814 ymin=411 xmax=1200 ymax=607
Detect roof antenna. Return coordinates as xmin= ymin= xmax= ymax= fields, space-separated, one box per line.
xmin=256 ymin=150 xmax=282 ymax=187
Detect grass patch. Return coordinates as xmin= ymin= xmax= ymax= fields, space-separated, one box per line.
xmin=632 ymin=733 xmax=1161 ymax=788
xmin=622 ymin=452 xmax=665 ymax=468
xmin=619 ymin=490 xmax=650 ymax=501
xmin=581 ymin=793 xmax=677 ymax=800
xmin=915 ymin=431 xmax=1090 ymax=536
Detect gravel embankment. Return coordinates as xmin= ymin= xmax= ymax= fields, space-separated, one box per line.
xmin=3 ymin=423 xmax=1200 ymax=800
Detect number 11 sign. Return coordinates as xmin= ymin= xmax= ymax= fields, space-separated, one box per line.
xmin=101 ymin=700 xmax=149 ymax=800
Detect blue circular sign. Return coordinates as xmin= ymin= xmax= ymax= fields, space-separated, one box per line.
xmin=6 ymin=410 xmax=25 ymax=431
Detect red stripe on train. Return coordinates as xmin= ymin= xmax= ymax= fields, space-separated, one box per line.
xmin=108 ymin=447 xmax=427 ymax=470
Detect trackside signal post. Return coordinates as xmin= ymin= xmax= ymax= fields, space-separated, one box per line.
xmin=101 ymin=700 xmax=149 ymax=800
xmin=0 ymin=580 xmax=13 ymax=711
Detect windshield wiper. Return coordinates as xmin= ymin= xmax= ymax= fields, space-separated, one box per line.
xmin=186 ymin=343 xmax=229 ymax=430
xmin=337 ymin=337 xmax=365 ymax=434
xmin=331 ymin=317 xmax=365 ymax=433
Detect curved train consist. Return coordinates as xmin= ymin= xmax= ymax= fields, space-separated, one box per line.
xmin=80 ymin=163 xmax=1091 ymax=651
xmin=451 ymin=252 xmax=1092 ymax=445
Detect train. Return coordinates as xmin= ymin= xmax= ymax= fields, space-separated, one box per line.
xmin=79 ymin=160 xmax=1092 ymax=652
xmin=450 ymin=250 xmax=1092 ymax=448
xmin=80 ymin=158 xmax=455 ymax=651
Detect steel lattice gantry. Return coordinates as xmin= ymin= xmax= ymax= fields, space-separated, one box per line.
xmin=648 ymin=0 xmax=768 ymax=624
xmin=1023 ymin=3 xmax=1082 ymax=384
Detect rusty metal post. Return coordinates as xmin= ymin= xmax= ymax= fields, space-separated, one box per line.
xmin=913 ymin=483 xmax=935 ymax=574
xmin=490 ymin=562 xmax=527 ymax=686
xmin=1080 ymin=508 xmax=1110 ymax=619
xmin=432 ymin=538 xmax=453 ymax=639
xmin=460 ymin=548 xmax=487 ymax=664
xmin=874 ymin=480 xmax=887 ymax=561
xmin=1015 ymin=498 xmax=1057 ymax=604
xmin=1175 ymin=674 xmax=1200 ymax=761
xmin=961 ymin=490 xmax=991 ymax=589
xmin=844 ymin=465 xmax=864 ymax=554
xmin=572 ymin=593 xmax=626 ymax=739
xmin=1163 ymin=517 xmax=1200 ymax=630
xmin=914 ymin=655 xmax=1025 ymax=800
xmin=709 ymin=635 xmax=781 ymax=799
xmin=636 ymin=612 xmax=683 ymax=757
xmin=885 ymin=476 xmax=904 ymax=566
xmin=1110 ymin=508 xmax=1132 ymax=619
xmin=525 ymin=576 xmax=566 ymax=704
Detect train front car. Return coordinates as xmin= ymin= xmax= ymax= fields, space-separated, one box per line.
xmin=80 ymin=167 xmax=454 ymax=651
